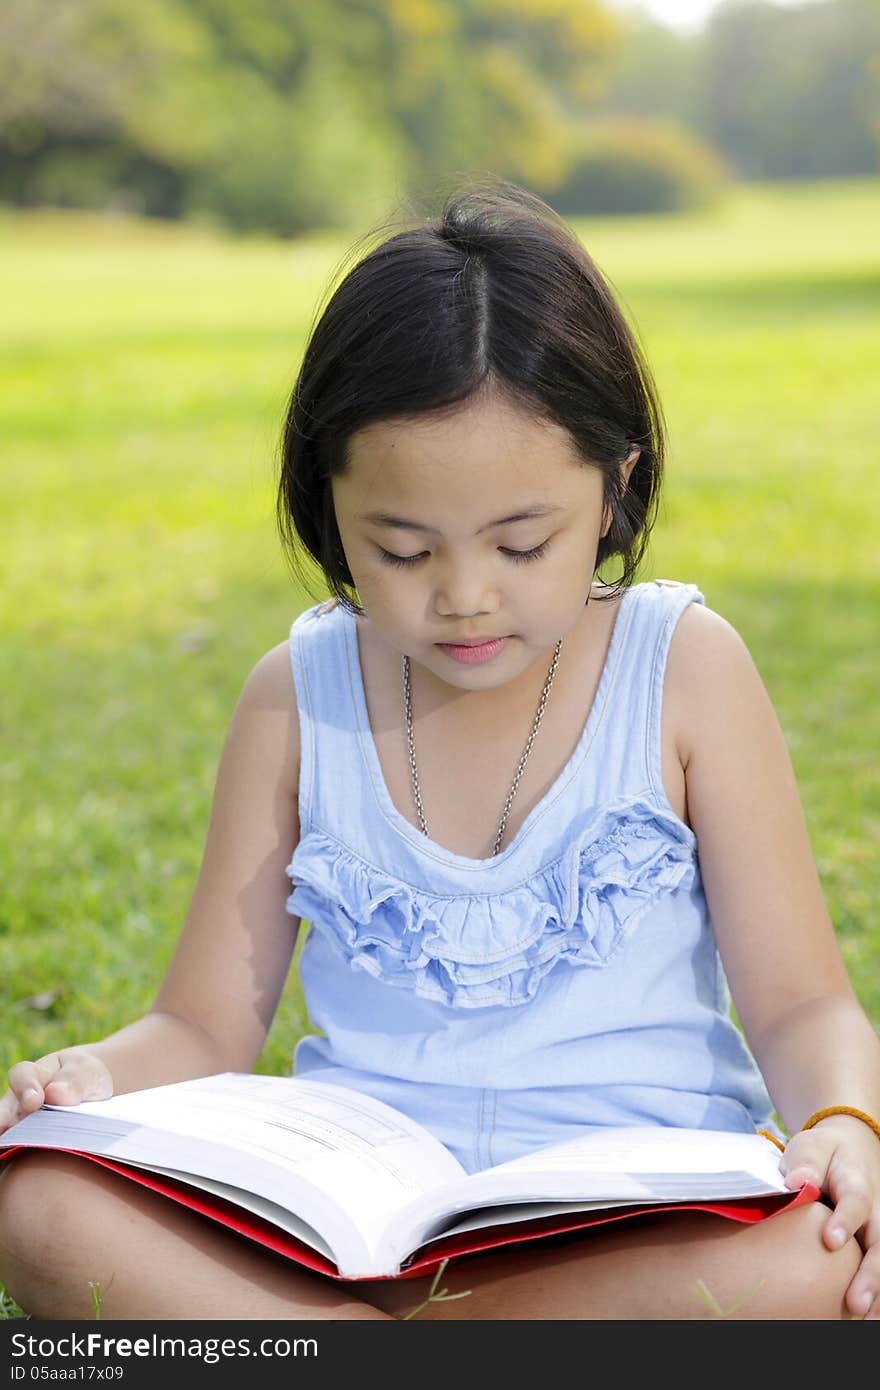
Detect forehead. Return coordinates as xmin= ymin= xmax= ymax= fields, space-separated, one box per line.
xmin=340 ymin=394 xmax=589 ymax=508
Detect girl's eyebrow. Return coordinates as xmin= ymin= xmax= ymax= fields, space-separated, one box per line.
xmin=357 ymin=505 xmax=564 ymax=535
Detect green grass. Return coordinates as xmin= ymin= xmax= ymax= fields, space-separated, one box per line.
xmin=0 ymin=177 xmax=878 ymax=1314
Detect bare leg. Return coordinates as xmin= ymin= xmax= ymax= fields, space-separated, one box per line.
xmin=352 ymin=1203 xmax=862 ymax=1320
xmin=0 ymin=1153 xmax=393 ymax=1320
xmin=3 ymin=1154 xmax=861 ymax=1321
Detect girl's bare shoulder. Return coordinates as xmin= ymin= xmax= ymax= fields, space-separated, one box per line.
xmin=661 ymin=600 xmax=756 ymax=761
xmin=235 ymin=639 xmax=300 ymax=793
xmin=664 ymin=599 xmax=753 ymax=769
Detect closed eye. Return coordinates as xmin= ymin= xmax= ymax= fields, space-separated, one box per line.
xmin=377 ymin=541 xmax=551 ymax=568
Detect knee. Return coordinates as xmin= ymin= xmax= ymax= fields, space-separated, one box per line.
xmin=767 ymin=1201 xmax=861 ymax=1319
xmin=0 ymin=1152 xmax=100 ymax=1312
xmin=0 ymin=1152 xmax=63 ymax=1267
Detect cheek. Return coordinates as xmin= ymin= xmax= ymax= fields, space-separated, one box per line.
xmin=340 ymin=540 xmax=390 ymax=589
xmin=348 ymin=561 xmax=412 ymax=618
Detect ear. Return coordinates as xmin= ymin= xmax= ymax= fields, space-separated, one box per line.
xmin=601 ymin=446 xmax=641 ymax=538
xmin=621 ymin=443 xmax=640 ymax=485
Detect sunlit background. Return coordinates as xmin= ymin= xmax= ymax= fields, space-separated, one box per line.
xmin=2 ymin=0 xmax=877 ymax=224
xmin=610 ymin=0 xmax=824 ymax=33
xmin=1 ymin=4 xmax=878 ymax=1271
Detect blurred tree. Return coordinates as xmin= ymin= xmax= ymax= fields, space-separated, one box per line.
xmin=0 ymin=0 xmax=230 ymax=214
xmin=550 ymin=114 xmax=729 ymax=214
xmin=0 ymin=0 xmax=623 ymax=231
xmin=580 ymin=0 xmax=880 ymax=184
xmin=700 ymin=0 xmax=880 ymax=179
xmin=312 ymin=0 xmax=621 ymax=197
xmin=6 ymin=0 xmax=873 ymax=232
xmin=597 ymin=13 xmax=705 ymax=132
xmin=183 ymin=56 xmax=407 ymax=235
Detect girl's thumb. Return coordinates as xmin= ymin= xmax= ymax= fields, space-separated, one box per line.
xmin=33 ymin=1057 xmax=62 ymax=1087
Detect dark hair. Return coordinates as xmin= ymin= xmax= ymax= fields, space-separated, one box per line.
xmin=276 ymin=176 xmax=665 ymax=615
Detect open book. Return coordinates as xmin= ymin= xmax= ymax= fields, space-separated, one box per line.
xmin=0 ymin=1073 xmax=816 ymax=1281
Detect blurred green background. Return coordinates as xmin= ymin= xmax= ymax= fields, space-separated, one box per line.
xmin=2 ymin=0 xmax=878 ymax=229
xmin=1 ymin=1 xmax=878 ymax=1102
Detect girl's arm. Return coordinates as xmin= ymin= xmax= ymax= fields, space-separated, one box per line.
xmin=669 ymin=602 xmax=880 ymax=1123
xmin=1 ymin=640 xmax=303 ymax=1128
xmin=669 ymin=600 xmax=880 ymax=1316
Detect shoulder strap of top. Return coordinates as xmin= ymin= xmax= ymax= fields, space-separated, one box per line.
xmin=594 ymin=579 xmax=705 ymax=803
xmin=642 ymin=579 xmax=705 ymax=805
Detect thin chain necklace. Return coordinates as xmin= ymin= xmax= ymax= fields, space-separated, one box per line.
xmin=402 ymin=638 xmax=564 ymax=858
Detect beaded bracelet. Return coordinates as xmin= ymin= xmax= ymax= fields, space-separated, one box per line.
xmin=757 ymin=1129 xmax=786 ymax=1152
xmin=800 ymin=1105 xmax=880 ymax=1141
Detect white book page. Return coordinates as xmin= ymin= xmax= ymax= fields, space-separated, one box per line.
xmin=390 ymin=1127 xmax=788 ymax=1269
xmin=3 ymin=1073 xmax=465 ymax=1277
xmin=416 ymin=1197 xmax=640 ymax=1250
xmin=96 ymin=1158 xmax=338 ymax=1264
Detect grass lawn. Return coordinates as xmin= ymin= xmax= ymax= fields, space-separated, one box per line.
xmin=0 ymin=176 xmax=878 ymax=1313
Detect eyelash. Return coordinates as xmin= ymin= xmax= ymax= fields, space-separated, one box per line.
xmin=378 ymin=541 xmax=551 ymax=569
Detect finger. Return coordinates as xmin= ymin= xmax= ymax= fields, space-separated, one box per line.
xmin=845 ymin=1235 xmax=880 ymax=1319
xmin=863 ymin=1291 xmax=880 ymax=1320
xmin=821 ymin=1186 xmax=871 ymax=1249
xmin=6 ymin=1055 xmax=62 ymax=1111
xmin=779 ymin=1133 xmax=829 ymax=1191
xmin=0 ymin=1075 xmax=52 ymax=1135
xmin=42 ymin=1054 xmax=113 ymax=1106
xmin=846 ymin=1206 xmax=880 ymax=1314
xmin=0 ymin=1088 xmax=27 ymax=1135
xmin=782 ymin=1165 xmax=822 ymax=1191
xmin=815 ymin=1145 xmax=874 ymax=1246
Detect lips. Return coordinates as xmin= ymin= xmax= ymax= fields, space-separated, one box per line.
xmin=438 ymin=636 xmax=509 ymax=664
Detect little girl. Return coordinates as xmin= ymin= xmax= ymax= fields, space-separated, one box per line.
xmin=1 ymin=180 xmax=878 ymax=1321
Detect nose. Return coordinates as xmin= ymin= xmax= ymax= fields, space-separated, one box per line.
xmin=432 ymin=562 xmax=500 ymax=619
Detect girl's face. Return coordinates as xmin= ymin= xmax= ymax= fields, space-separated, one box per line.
xmin=332 ymin=390 xmax=637 ymax=696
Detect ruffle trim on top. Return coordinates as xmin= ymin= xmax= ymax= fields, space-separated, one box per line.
xmin=283 ymin=795 xmax=697 ymax=1010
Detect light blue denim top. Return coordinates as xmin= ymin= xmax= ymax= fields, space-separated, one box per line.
xmin=284 ymin=579 xmax=779 ymax=1173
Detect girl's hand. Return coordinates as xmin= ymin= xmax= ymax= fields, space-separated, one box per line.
xmin=780 ymin=1114 xmax=880 ymax=1319
xmin=0 ymin=1049 xmax=114 ymax=1137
